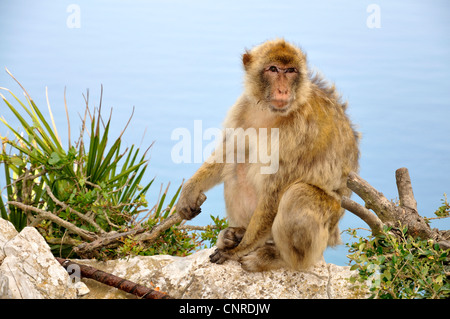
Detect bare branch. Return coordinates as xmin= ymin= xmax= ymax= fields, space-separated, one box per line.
xmin=136 ymin=192 xmax=207 ymax=243
xmin=47 ymin=237 xmax=83 ymax=246
xmin=74 ymin=193 xmax=207 ymax=258
xmin=437 ymin=240 xmax=450 ymax=250
xmin=395 ymin=167 xmax=417 ymax=211
xmin=346 ymin=169 xmax=450 ymax=250
xmin=74 ymin=226 xmax=149 ymax=258
xmin=7 ymin=201 xmax=97 ymax=241
xmin=341 ymin=196 xmax=384 ymax=234
xmin=73 ymin=213 xmax=184 ymax=258
xmin=347 ymin=171 xmax=396 ymax=222
xmin=135 ymin=213 xmax=183 ymax=242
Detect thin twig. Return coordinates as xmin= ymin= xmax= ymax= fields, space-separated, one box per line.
xmin=101 ymin=209 xmax=121 ymax=229
xmin=7 ymin=201 xmax=97 ymax=241
xmin=136 ymin=193 xmax=207 ymax=243
xmin=426 ymin=215 xmax=450 ymax=221
xmin=8 ymin=165 xmax=47 ymax=184
xmin=84 ymin=180 xmax=102 ymax=190
xmin=77 ymin=192 xmax=208 ymax=257
xmin=177 ymin=225 xmax=219 ymax=231
xmin=44 ymin=184 xmax=105 ymax=234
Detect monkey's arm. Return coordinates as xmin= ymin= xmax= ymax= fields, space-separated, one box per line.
xmin=176 ymin=159 xmax=225 ymax=220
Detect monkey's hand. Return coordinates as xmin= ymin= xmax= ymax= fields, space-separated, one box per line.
xmin=176 ymin=186 xmax=207 ymax=220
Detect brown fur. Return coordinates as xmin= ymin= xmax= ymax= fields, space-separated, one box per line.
xmin=176 ymin=39 xmax=359 ymax=271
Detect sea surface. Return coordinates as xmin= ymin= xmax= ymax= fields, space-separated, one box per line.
xmin=1 ymin=0 xmax=449 ymax=266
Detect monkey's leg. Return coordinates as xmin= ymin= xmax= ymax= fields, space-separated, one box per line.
xmin=271 ymin=182 xmax=341 ymax=271
xmin=240 ymin=182 xmax=341 ymax=272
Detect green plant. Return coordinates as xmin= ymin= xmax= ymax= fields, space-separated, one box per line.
xmin=432 ymin=193 xmax=450 ymax=219
xmin=0 ymin=73 xmax=228 ymax=260
xmin=114 ymin=213 xmax=229 ymax=259
xmin=200 ymin=214 xmax=229 ymax=247
xmin=0 ymin=75 xmax=152 ymax=255
xmin=347 ymin=225 xmax=450 ymax=299
xmin=0 ymin=146 xmax=28 ymax=230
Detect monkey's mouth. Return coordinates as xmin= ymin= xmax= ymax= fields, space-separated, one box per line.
xmin=269 ymin=99 xmax=290 ymax=112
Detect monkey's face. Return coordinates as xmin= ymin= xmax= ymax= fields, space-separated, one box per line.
xmin=242 ymin=39 xmax=310 ymax=115
xmin=261 ymin=64 xmax=300 ymax=114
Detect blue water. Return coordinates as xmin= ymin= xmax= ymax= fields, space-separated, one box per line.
xmin=1 ymin=1 xmax=449 ymax=266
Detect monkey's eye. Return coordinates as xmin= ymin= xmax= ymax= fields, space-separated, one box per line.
xmin=268 ymin=66 xmax=279 ymax=73
xmin=285 ymin=68 xmax=298 ymax=73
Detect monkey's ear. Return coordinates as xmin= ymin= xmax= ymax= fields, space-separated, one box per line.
xmin=242 ymin=51 xmax=252 ymax=71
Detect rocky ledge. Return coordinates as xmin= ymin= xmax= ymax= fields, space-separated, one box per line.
xmin=0 ymin=217 xmax=367 ymax=299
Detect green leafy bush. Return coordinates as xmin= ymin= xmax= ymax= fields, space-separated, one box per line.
xmin=347 ymin=224 xmax=450 ymax=299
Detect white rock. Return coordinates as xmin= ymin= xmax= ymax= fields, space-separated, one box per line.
xmin=77 ymin=248 xmax=368 ymax=299
xmin=74 ymin=281 xmax=90 ymax=297
xmin=0 ymin=217 xmax=367 ymax=299
xmin=0 ymin=218 xmax=18 ymax=264
xmin=0 ymin=226 xmax=77 ymax=299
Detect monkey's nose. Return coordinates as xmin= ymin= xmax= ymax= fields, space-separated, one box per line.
xmin=277 ymin=88 xmax=289 ymax=95
xmin=274 ymin=88 xmax=290 ymax=102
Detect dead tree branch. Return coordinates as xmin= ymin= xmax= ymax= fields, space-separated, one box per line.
xmin=56 ymin=257 xmax=172 ymax=299
xmin=345 ymin=171 xmax=396 ymax=223
xmin=341 ymin=196 xmax=383 ymax=235
xmin=395 ymin=167 xmax=417 ymax=211
xmin=74 ymin=193 xmax=207 ymax=258
xmin=7 ymin=200 xmax=97 ymax=241
xmin=342 ymin=167 xmax=450 ymax=250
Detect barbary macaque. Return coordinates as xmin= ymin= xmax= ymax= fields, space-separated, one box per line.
xmin=176 ymin=39 xmax=359 ymax=271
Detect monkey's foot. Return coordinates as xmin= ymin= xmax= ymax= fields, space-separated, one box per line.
xmin=216 ymin=227 xmax=245 ymax=250
xmin=209 ymin=248 xmax=238 ymax=264
xmin=209 ymin=248 xmax=227 ymax=264
xmin=239 ymin=244 xmax=285 ymax=272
